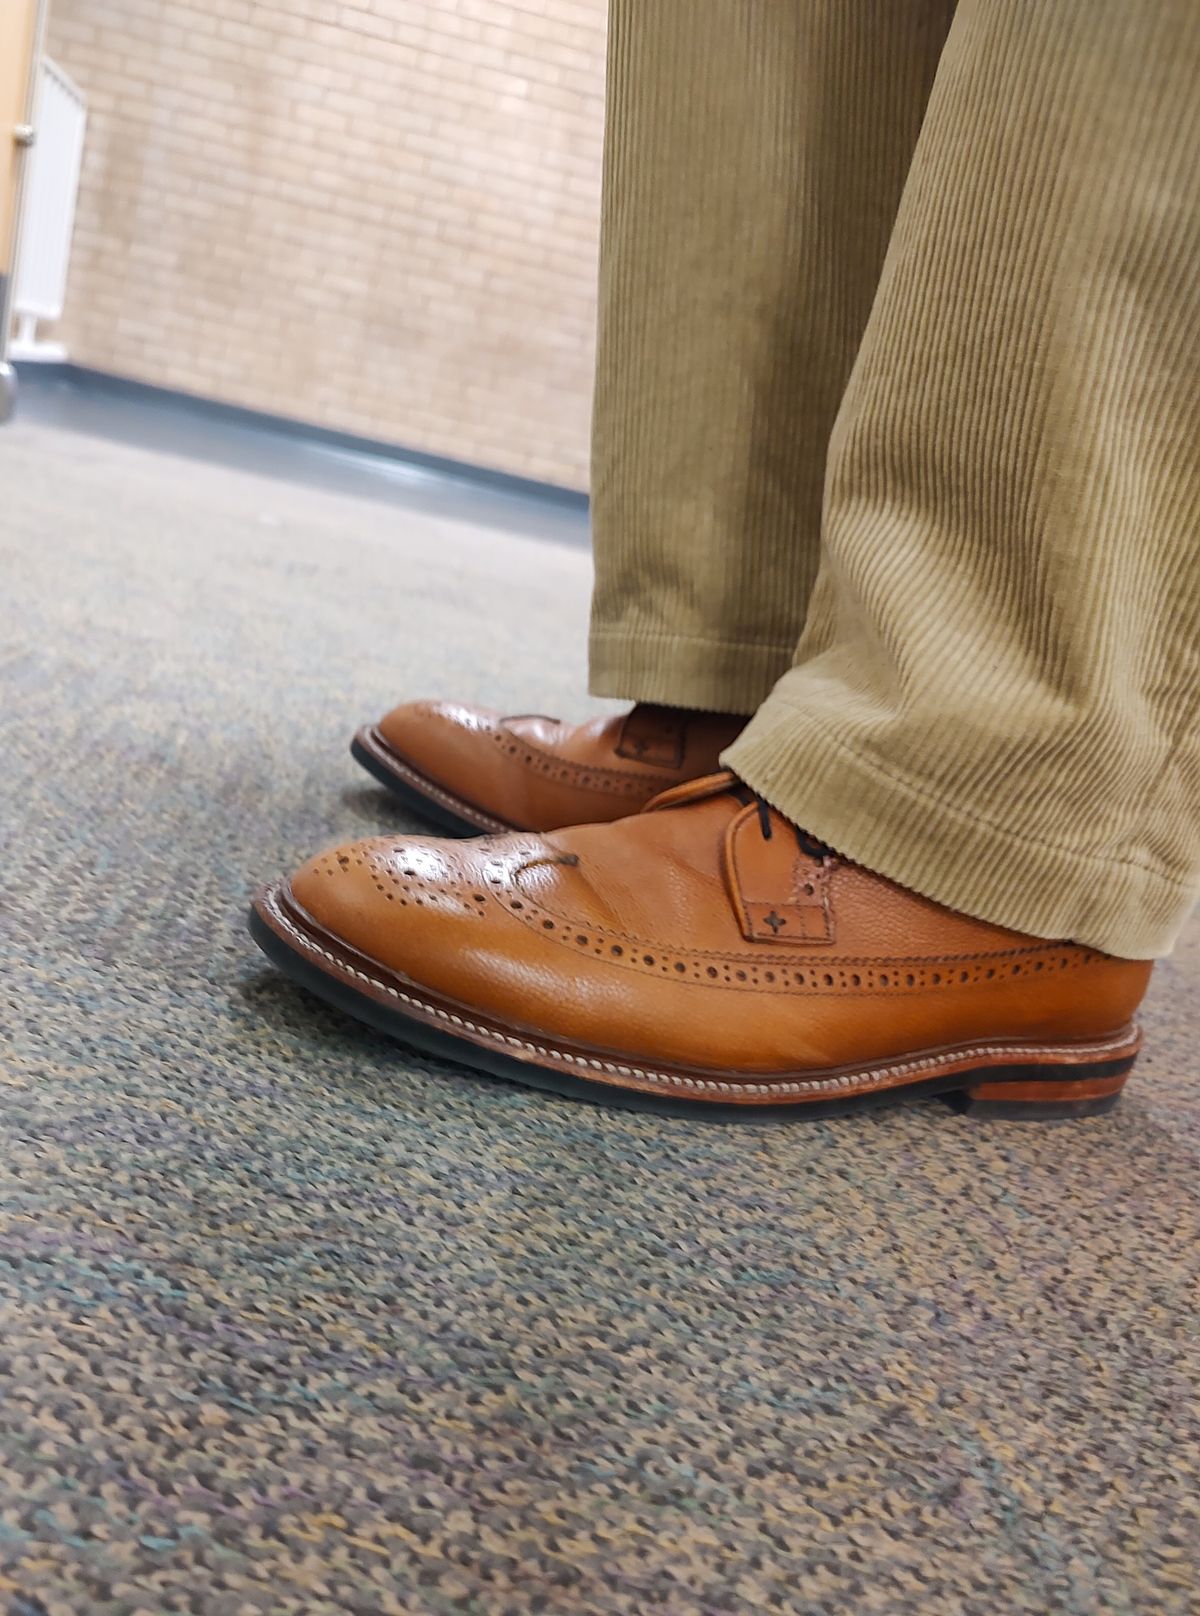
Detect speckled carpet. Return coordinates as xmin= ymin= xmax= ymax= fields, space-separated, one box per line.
xmin=2 ymin=418 xmax=1198 ymax=1616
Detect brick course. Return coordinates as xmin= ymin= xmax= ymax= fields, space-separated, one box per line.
xmin=45 ymin=0 xmax=607 ymax=487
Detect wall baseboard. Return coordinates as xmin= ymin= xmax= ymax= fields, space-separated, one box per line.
xmin=12 ymin=360 xmax=591 ymax=522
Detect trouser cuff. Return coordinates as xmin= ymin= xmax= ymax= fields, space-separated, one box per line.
xmin=724 ymin=696 xmax=1190 ymax=959
xmin=588 ymin=628 xmax=793 ymax=716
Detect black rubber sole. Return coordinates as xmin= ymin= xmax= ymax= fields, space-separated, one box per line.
xmin=247 ymin=896 xmax=1136 ymax=1123
xmin=349 ymin=728 xmax=509 ymax=837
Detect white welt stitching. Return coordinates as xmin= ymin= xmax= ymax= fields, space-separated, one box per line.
xmin=261 ymin=888 xmax=1139 ymax=1101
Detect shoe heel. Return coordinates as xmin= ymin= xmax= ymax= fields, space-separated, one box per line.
xmin=951 ymin=1067 xmax=1131 ymax=1120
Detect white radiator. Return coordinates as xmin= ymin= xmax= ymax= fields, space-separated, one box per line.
xmin=11 ymin=57 xmax=87 ymax=361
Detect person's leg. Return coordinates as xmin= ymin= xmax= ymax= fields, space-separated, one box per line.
xmin=728 ymin=0 xmax=1200 ymax=959
xmin=588 ymin=0 xmax=958 ymax=717
xmin=351 ymin=0 xmax=958 ymax=833
xmin=260 ymin=0 xmax=1184 ymax=1114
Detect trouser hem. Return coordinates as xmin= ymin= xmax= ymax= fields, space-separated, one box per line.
xmin=588 ymin=628 xmax=792 ymax=716
xmin=724 ymin=700 xmax=1193 ymax=959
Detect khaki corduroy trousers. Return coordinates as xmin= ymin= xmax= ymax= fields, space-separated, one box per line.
xmin=589 ymin=0 xmax=1200 ymax=960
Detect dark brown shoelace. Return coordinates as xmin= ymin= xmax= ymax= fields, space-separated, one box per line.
xmin=730 ymin=783 xmax=834 ymax=861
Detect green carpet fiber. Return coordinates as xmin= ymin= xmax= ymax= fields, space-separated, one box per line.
xmin=1 ymin=420 xmax=1197 ymax=1615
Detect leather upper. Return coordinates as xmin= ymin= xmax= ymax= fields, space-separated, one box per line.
xmin=288 ymin=773 xmax=1152 ymax=1077
xmin=375 ymin=700 xmax=746 ymax=829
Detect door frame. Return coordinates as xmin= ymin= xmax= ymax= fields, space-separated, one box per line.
xmin=1 ymin=0 xmax=52 ymax=418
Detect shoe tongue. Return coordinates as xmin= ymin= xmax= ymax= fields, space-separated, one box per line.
xmin=644 ymin=769 xmax=738 ymax=814
xmin=615 ymin=704 xmax=687 ymax=768
xmin=646 ymin=774 xmax=837 ymax=861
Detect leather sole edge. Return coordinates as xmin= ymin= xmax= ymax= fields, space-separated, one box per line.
xmin=248 ymin=882 xmax=1140 ymax=1121
xmin=350 ymin=725 xmax=515 ymax=836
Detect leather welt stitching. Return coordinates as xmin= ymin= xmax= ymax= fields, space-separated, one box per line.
xmin=263 ymin=889 xmax=1138 ymax=1100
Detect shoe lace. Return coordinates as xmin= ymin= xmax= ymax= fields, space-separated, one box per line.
xmin=730 ymin=783 xmax=834 ymax=860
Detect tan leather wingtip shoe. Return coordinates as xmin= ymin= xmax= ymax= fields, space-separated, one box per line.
xmin=251 ymin=773 xmax=1152 ymax=1119
xmin=351 ymin=700 xmax=746 ymax=834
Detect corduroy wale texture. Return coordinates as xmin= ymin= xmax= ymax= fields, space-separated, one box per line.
xmin=589 ymin=0 xmax=1200 ymax=960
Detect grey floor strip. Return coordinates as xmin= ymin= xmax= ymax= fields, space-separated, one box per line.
xmin=10 ymin=361 xmax=592 ymax=547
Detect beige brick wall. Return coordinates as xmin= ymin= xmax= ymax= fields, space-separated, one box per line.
xmin=44 ymin=0 xmax=607 ymax=488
